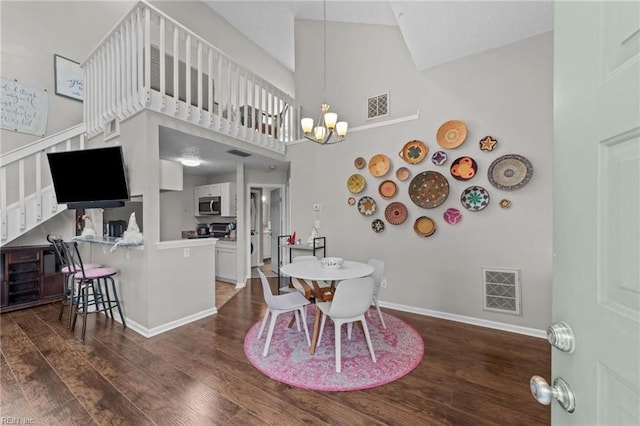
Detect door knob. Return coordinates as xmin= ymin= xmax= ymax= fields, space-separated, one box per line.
xmin=530 ymin=375 xmax=576 ymax=413
xmin=547 ymin=321 xmax=575 ymax=353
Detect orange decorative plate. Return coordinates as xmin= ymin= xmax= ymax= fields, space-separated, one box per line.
xmin=437 ymin=120 xmax=468 ymax=149
xmin=396 ymin=167 xmax=410 ymax=181
xmin=378 ymin=180 xmax=398 ymax=199
xmin=450 ymin=156 xmax=478 ymax=181
xmin=414 ymin=216 xmax=437 ymax=237
xmin=368 ymin=154 xmax=391 ymax=177
xmin=399 ymin=140 xmax=428 ymax=164
xmin=347 ymin=174 xmax=366 ymax=194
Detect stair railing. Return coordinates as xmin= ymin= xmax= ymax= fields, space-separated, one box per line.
xmin=0 ymin=123 xmax=86 ymax=245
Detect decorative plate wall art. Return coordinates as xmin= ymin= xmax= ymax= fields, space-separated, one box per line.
xmin=371 ymin=219 xmax=385 ymax=233
xmin=354 ymin=157 xmax=366 ymax=169
xmin=414 ymin=216 xmax=437 ymax=237
xmin=384 ymin=202 xmax=409 ymax=225
xmin=347 ymin=174 xmax=366 ymax=194
xmin=408 ymin=171 xmax=450 ymax=209
xmin=500 ymin=199 xmax=512 ymax=209
xmin=431 ymin=151 xmax=448 ymax=166
xmin=368 ymin=154 xmax=391 ymax=177
xmin=347 ymin=197 xmax=356 ymax=206
xmin=460 ymin=186 xmax=490 ymax=211
xmin=396 ymin=167 xmax=411 ymax=181
xmin=479 ymin=136 xmax=498 ymax=152
xmin=488 ymin=154 xmax=533 ymax=191
xmin=436 ymin=120 xmax=468 ymax=149
xmin=358 ymin=196 xmax=377 ymax=216
xmin=399 ymin=140 xmax=428 ymax=164
xmin=443 ymin=208 xmax=462 ymax=224
xmin=450 ymin=156 xmax=478 ymax=181
xmin=378 ymin=180 xmax=398 ymax=199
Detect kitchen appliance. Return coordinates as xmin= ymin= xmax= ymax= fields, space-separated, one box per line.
xmin=210 ymin=222 xmax=232 ymax=238
xmin=198 ymin=196 xmax=221 ymax=215
xmin=196 ymin=223 xmax=210 ymax=237
xmin=108 ymin=220 xmax=127 ymax=238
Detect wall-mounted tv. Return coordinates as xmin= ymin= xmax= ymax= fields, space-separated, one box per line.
xmin=47 ymin=146 xmax=129 ymax=209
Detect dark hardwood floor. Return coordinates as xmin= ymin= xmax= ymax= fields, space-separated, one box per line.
xmin=1 ymin=274 xmax=550 ymax=425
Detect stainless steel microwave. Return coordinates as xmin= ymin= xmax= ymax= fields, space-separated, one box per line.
xmin=198 ymin=196 xmax=221 ymax=215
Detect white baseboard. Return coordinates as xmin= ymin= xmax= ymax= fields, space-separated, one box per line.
xmin=120 ymin=307 xmax=218 ymax=338
xmin=379 ymin=301 xmax=546 ymax=339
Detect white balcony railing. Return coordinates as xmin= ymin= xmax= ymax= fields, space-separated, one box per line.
xmin=83 ymin=1 xmax=297 ymax=154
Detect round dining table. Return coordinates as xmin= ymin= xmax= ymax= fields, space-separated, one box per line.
xmin=280 ymin=260 xmax=374 ymax=354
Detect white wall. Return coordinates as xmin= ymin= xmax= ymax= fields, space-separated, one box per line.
xmin=0 ymin=1 xmax=136 ymax=154
xmin=290 ymin=21 xmax=553 ymax=331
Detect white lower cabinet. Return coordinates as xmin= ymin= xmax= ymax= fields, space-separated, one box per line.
xmin=215 ymin=241 xmax=237 ymax=284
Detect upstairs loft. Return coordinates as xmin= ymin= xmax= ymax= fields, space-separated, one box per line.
xmin=83 ymin=0 xmax=300 ymax=155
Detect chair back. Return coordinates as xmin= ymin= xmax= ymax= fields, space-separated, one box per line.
xmin=293 ymin=255 xmax=317 ymax=263
xmin=257 ymin=269 xmax=276 ymax=306
xmin=329 ymin=277 xmax=374 ymax=319
xmin=47 ymin=235 xmax=85 ymax=274
xmin=368 ymin=258 xmax=385 ymax=294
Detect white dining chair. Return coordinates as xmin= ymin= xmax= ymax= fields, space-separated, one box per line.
xmin=367 ymin=258 xmax=387 ymax=329
xmin=316 ymin=277 xmax=377 ymax=373
xmin=256 ymin=268 xmax=311 ymax=356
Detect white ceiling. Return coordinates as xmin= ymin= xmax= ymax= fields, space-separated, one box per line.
xmin=204 ymin=0 xmax=554 ymax=72
xmin=161 ymin=1 xmax=554 ymax=175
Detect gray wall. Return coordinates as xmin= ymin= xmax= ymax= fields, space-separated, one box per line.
xmin=290 ymin=21 xmax=553 ymax=331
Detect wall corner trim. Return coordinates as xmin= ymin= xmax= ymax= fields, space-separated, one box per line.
xmin=123 ymin=308 xmax=218 ymax=338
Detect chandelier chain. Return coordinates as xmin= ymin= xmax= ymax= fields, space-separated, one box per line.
xmin=322 ymin=0 xmax=327 ymax=101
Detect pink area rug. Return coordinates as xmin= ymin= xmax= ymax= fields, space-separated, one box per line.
xmin=243 ymin=306 xmax=424 ymax=391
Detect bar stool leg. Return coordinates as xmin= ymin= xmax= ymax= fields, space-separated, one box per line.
xmin=107 ymin=276 xmax=126 ymax=328
xmin=81 ymin=284 xmax=89 ymax=342
xmin=101 ymin=278 xmax=115 ymax=319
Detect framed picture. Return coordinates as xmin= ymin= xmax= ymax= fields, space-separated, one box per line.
xmin=54 ymin=54 xmax=83 ymax=101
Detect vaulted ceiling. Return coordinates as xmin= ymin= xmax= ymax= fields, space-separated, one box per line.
xmin=204 ymin=1 xmax=554 ymax=72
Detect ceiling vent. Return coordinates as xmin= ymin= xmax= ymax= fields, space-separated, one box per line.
xmin=482 ymin=267 xmax=521 ymax=316
xmin=226 ymin=149 xmax=251 ymax=158
xmin=367 ymin=93 xmax=389 ymax=120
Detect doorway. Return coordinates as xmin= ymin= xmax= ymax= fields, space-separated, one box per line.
xmin=248 ymin=184 xmax=286 ymax=275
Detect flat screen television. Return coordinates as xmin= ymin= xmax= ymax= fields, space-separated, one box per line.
xmin=47 ymin=146 xmax=129 ymax=209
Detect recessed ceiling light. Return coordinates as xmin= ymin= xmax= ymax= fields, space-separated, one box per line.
xmin=268 ymin=165 xmax=277 ymax=170
xmin=180 ymin=158 xmax=201 ymax=167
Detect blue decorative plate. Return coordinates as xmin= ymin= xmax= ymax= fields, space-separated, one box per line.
xmin=460 ymin=186 xmax=490 ymax=211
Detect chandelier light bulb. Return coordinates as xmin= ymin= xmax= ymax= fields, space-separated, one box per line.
xmin=336 ymin=121 xmax=348 ymax=137
xmin=324 ymin=112 xmax=337 ymax=130
xmin=314 ymin=126 xmax=326 ymax=141
xmin=301 ymin=117 xmax=314 ymax=133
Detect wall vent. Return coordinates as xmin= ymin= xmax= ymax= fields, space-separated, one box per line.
xmin=226 ymin=149 xmax=251 ymax=157
xmin=367 ymin=93 xmax=389 ymax=119
xmin=482 ymin=267 xmax=521 ymax=315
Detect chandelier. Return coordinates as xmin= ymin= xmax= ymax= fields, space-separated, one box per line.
xmin=300 ymin=0 xmax=348 ymax=144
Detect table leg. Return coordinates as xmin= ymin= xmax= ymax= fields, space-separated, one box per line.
xmin=310 ymin=306 xmax=321 ymax=355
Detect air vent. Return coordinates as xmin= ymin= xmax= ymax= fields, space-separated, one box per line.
xmin=367 ymin=93 xmax=389 ymax=119
xmin=226 ymin=149 xmax=251 ymax=158
xmin=482 ymin=268 xmax=521 ymax=315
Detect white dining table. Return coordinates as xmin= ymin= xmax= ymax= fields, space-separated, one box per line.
xmin=280 ymin=260 xmax=374 ymax=354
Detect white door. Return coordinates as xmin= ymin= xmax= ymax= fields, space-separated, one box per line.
xmin=543 ymin=1 xmax=640 ymax=424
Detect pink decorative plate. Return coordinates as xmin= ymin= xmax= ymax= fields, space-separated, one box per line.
xmin=443 ymin=208 xmax=462 ymax=224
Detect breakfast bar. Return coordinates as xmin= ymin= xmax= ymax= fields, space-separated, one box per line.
xmin=74 ymin=236 xmax=217 ymax=337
